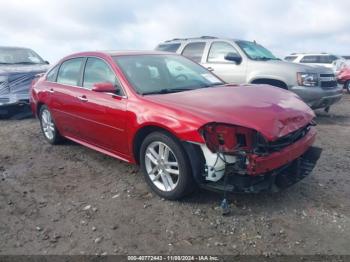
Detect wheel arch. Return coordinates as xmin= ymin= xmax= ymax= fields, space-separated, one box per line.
xmin=132 ymin=124 xmax=181 ymax=165
xmin=250 ymin=78 xmax=288 ymax=89
xmin=36 ymin=102 xmax=45 ymax=117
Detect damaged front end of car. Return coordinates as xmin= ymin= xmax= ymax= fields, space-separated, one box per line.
xmin=0 ymin=72 xmax=46 ymax=118
xmin=189 ymin=122 xmax=322 ymax=193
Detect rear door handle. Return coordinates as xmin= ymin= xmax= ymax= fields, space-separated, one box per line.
xmin=207 ymin=67 xmax=214 ymax=72
xmin=77 ymin=95 xmax=88 ymax=102
xmin=48 ymin=88 xmax=54 ymax=93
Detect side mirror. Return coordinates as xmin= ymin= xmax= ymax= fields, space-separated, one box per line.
xmin=224 ymin=52 xmax=242 ymax=64
xmin=92 ymin=82 xmax=116 ymax=93
xmin=44 ymin=61 xmax=50 ymax=65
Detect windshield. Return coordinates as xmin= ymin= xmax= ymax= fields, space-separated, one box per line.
xmin=113 ymin=54 xmax=224 ymax=95
xmin=235 ymin=40 xmax=279 ymax=61
xmin=0 ymin=48 xmax=45 ymax=65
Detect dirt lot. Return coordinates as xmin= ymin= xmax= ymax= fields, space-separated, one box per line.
xmin=0 ymin=94 xmax=349 ymax=256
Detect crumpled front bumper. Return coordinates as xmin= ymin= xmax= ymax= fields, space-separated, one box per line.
xmin=201 ymin=146 xmax=322 ymax=193
xmin=0 ymin=93 xmax=30 ymax=116
xmin=289 ymin=85 xmax=343 ymax=109
xmin=0 ymin=93 xmax=30 ymax=107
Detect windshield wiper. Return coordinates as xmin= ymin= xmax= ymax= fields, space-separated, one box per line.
xmin=256 ymin=57 xmax=273 ymax=61
xmin=15 ymin=61 xmax=39 ymax=64
xmin=255 ymin=57 xmax=280 ymax=61
xmin=142 ymin=88 xmax=195 ymax=95
xmin=142 ymin=83 xmax=224 ymax=95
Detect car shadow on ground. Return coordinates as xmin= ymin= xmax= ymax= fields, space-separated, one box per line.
xmin=179 ymin=179 xmax=332 ymax=217
xmin=0 ymin=105 xmax=33 ymax=120
xmin=184 ymin=182 xmax=297 ymax=206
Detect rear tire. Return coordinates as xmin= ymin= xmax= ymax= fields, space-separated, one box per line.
xmin=39 ymin=105 xmax=62 ymax=144
xmin=140 ymin=131 xmax=195 ymax=200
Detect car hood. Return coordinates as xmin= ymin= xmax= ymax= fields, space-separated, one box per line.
xmin=0 ymin=64 xmax=49 ymax=97
xmin=145 ymin=84 xmax=315 ymax=141
xmin=0 ymin=64 xmax=49 ymax=75
xmin=262 ymin=60 xmax=334 ymax=74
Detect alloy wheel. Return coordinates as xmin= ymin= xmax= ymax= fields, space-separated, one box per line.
xmin=41 ymin=109 xmax=55 ymax=140
xmin=144 ymin=141 xmax=180 ymax=192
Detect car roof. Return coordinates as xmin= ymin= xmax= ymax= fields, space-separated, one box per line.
xmin=105 ymin=50 xmax=172 ymax=56
xmin=289 ymin=53 xmax=333 ymax=56
xmin=60 ymin=50 xmax=177 ymax=62
xmin=0 ymin=46 xmax=32 ymax=50
xmin=160 ymin=36 xmax=245 ymax=43
xmin=65 ymin=50 xmax=174 ymax=58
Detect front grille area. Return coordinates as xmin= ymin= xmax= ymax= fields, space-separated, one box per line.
xmin=255 ymin=124 xmax=311 ymax=154
xmin=320 ymin=74 xmax=334 ymax=77
xmin=321 ymin=80 xmax=338 ymax=88
xmin=319 ymin=73 xmax=337 ymax=89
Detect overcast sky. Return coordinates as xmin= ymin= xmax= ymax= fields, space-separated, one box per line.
xmin=1 ymin=0 xmax=349 ymax=63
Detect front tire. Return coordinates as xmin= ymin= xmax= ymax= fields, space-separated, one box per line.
xmin=140 ymin=131 xmax=195 ymax=200
xmin=39 ymin=105 xmax=62 ymax=144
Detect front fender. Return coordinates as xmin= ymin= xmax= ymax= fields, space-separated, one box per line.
xmin=126 ymin=99 xmax=206 ymax=162
xmin=248 ymin=74 xmax=288 ymax=85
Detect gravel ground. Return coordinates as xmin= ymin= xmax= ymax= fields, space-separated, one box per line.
xmin=0 ymin=94 xmax=349 ymax=256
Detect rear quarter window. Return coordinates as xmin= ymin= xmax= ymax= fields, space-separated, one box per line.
xmin=284 ymin=56 xmax=297 ymax=62
xmin=156 ymin=43 xmax=181 ymax=53
xmin=300 ymin=55 xmax=319 ymax=63
xmin=46 ymin=65 xmax=59 ymax=82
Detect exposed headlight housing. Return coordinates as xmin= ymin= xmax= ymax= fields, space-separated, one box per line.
xmin=297 ymin=72 xmax=318 ymax=87
xmin=200 ymin=123 xmax=255 ymax=153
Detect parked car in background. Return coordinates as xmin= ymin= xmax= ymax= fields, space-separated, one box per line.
xmin=156 ymin=37 xmax=342 ymax=111
xmin=337 ymin=66 xmax=350 ymax=93
xmin=31 ymin=51 xmax=322 ymax=200
xmin=341 ymin=55 xmax=350 ymax=60
xmin=284 ymin=53 xmax=346 ymax=74
xmin=0 ymin=46 xmax=49 ymax=116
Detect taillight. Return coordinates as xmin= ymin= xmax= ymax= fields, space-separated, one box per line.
xmin=200 ymin=123 xmax=255 ymax=153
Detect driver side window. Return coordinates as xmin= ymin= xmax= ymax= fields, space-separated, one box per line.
xmin=208 ymin=42 xmax=240 ymax=63
xmin=83 ymin=57 xmax=123 ymax=95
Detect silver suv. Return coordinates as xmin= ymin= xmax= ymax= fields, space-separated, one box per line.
xmin=284 ymin=53 xmax=346 ymax=74
xmin=156 ymin=36 xmax=343 ymax=111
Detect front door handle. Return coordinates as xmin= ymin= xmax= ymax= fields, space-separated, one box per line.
xmin=77 ymin=95 xmax=88 ymax=102
xmin=207 ymin=67 xmax=214 ymax=72
xmin=48 ymin=88 xmax=54 ymax=93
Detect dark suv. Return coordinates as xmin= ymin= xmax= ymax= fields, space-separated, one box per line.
xmin=0 ymin=47 xmax=49 ymax=116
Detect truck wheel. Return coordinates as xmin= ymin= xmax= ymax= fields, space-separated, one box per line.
xmin=140 ymin=131 xmax=195 ymax=200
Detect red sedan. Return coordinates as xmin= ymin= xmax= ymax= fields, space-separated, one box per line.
xmin=337 ymin=66 xmax=350 ymax=93
xmin=30 ymin=51 xmax=322 ymax=199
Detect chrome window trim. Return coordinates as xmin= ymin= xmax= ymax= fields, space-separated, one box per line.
xmin=46 ymin=55 xmax=128 ymax=99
